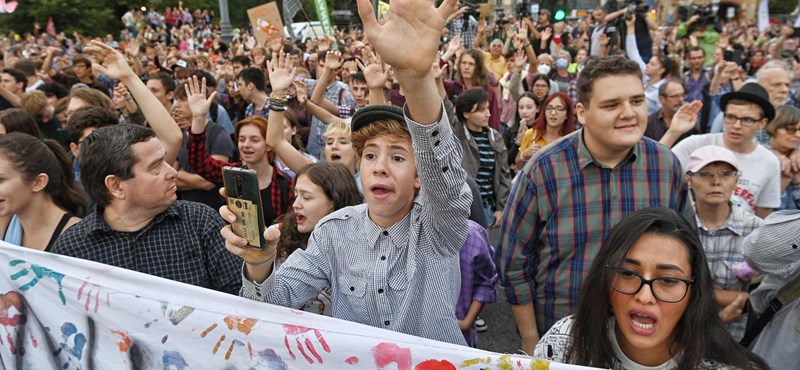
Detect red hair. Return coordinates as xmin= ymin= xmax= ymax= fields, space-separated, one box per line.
xmin=532 ymin=92 xmax=575 ymax=143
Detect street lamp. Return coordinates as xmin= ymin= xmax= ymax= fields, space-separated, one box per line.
xmin=219 ymin=0 xmax=233 ymax=43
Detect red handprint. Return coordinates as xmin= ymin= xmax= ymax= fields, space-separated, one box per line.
xmin=282 ymin=324 xmax=331 ymax=364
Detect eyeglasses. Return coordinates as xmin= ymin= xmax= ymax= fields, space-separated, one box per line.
xmin=662 ymin=93 xmax=685 ymax=100
xmin=608 ymin=267 xmax=694 ymax=303
xmin=780 ymin=126 xmax=800 ymax=135
xmin=691 ymin=170 xmax=738 ymax=180
xmin=545 ymin=106 xmax=567 ymax=114
xmin=533 ymin=84 xmax=549 ymax=89
xmin=723 ymin=113 xmax=762 ymax=127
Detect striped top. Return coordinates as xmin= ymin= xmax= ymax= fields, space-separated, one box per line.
xmin=496 ymin=129 xmax=689 ymax=333
xmin=470 ymin=128 xmax=496 ymax=206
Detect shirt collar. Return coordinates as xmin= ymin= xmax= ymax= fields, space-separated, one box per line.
xmin=364 ymin=209 xmax=412 ymax=250
xmin=577 ymin=129 xmax=641 ymax=169
xmin=695 ymin=205 xmax=748 ymax=236
xmin=91 ymin=202 xmax=181 ymax=234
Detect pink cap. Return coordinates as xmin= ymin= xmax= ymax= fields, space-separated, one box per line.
xmin=686 ymin=145 xmax=739 ymax=173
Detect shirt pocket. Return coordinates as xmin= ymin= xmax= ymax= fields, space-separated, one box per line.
xmin=388 ymin=271 xmax=408 ymax=292
xmin=337 ymin=274 xmax=368 ymax=319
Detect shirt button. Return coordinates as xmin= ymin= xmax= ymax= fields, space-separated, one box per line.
xmin=434 ymin=140 xmax=441 ymax=146
xmin=382 ymin=230 xmax=389 ymax=236
xmin=378 ymin=288 xmax=384 ymax=294
xmin=442 ymin=166 xmax=449 ymax=173
xmin=350 ymin=286 xmax=355 ymax=292
xmin=432 ymin=130 xmax=439 ymax=137
xmin=381 ymin=255 xmax=386 ymax=261
xmin=384 ymin=320 xmax=390 ymax=326
xmin=255 ymin=292 xmax=262 ymax=297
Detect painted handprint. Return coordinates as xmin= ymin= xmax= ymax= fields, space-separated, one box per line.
xmin=53 ymin=322 xmax=86 ymax=370
xmin=9 ymin=260 xmax=66 ymax=305
xmin=77 ymin=281 xmax=109 ymax=313
xmin=0 ymin=290 xmax=28 ymax=355
xmin=372 ymin=342 xmax=411 ymax=370
xmin=282 ymin=324 xmax=331 ymax=364
xmin=200 ymin=315 xmax=258 ymax=360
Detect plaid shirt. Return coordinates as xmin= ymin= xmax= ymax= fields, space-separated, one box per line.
xmin=447 ymin=16 xmax=478 ymax=49
xmin=696 ymin=206 xmax=763 ymax=341
xmin=457 ymin=220 xmax=498 ymax=347
xmin=52 ymin=201 xmax=242 ymax=294
xmin=496 ymin=129 xmax=689 ymax=333
xmin=187 ymin=132 xmax=294 ymax=224
xmin=296 ymin=77 xmax=357 ymax=158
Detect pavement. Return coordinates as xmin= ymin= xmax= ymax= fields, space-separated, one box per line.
xmin=473 ymin=227 xmax=523 ymax=354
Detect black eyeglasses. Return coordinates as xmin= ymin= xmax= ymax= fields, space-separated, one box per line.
xmin=607 ymin=267 xmax=694 ymax=303
xmin=545 ymin=106 xmax=567 ymax=114
xmin=723 ymin=113 xmax=762 ymax=127
xmin=780 ymin=126 xmax=800 ymax=135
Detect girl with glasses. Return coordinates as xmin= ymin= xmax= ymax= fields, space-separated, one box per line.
xmin=533 ymin=207 xmax=769 ymax=370
xmin=516 ymin=92 xmax=575 ymax=170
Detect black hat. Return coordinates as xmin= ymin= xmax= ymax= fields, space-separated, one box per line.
xmin=720 ymin=82 xmax=775 ymax=121
xmin=350 ymin=104 xmax=405 ymax=133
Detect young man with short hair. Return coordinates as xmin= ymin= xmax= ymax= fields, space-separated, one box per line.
xmin=497 ymin=55 xmax=689 ymax=354
xmin=221 ymin=0 xmax=473 ymax=345
xmin=236 ymin=67 xmax=269 ymax=118
xmin=672 ymin=83 xmax=781 ymax=218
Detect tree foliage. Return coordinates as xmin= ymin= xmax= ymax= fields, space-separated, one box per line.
xmin=0 ymin=0 xmax=340 ymax=36
xmin=770 ymin=0 xmax=798 ymax=15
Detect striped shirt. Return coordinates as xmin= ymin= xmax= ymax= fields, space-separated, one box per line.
xmin=496 ymin=129 xmax=689 ymax=333
xmin=470 ymin=128 xmax=496 ymax=206
xmin=240 ymin=103 xmax=473 ymax=345
xmin=296 ymin=77 xmax=357 ymax=158
xmin=695 ymin=206 xmax=763 ymax=341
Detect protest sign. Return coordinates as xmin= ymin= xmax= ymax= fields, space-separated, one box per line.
xmin=248 ymin=2 xmax=284 ymax=47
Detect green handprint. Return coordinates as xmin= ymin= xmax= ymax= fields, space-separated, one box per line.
xmin=9 ymin=260 xmax=66 ymax=305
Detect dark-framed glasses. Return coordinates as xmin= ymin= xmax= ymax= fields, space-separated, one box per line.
xmin=544 ymin=106 xmax=567 ymax=114
xmin=608 ymin=267 xmax=693 ymax=303
xmin=723 ymin=113 xmax=762 ymax=127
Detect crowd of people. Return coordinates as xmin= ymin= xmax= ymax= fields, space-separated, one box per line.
xmin=0 ymin=0 xmax=799 ymax=368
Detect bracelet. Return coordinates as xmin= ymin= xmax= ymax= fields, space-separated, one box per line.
xmin=269 ymin=102 xmax=288 ymax=112
xmin=269 ymin=94 xmax=290 ymax=104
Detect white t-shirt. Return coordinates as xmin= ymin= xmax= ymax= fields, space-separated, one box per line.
xmin=671 ymin=133 xmax=781 ymax=213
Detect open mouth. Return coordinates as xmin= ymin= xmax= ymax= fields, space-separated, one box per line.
xmin=370 ymin=184 xmax=393 ymax=197
xmin=330 ymin=154 xmax=342 ymax=161
xmin=295 ymin=213 xmax=306 ymax=224
xmin=628 ymin=310 xmax=657 ymax=335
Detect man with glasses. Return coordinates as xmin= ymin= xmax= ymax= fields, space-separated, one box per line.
xmin=673 ymin=83 xmax=781 ymax=218
xmin=684 ymin=145 xmax=762 ymax=341
xmin=645 ymin=80 xmax=697 ymax=146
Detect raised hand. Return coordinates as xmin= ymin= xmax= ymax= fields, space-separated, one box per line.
xmin=357 ymin=0 xmax=459 ymax=77
xmin=185 ymin=75 xmax=217 ymax=120
xmin=669 ymin=100 xmax=703 ymax=135
xmin=477 ymin=18 xmax=487 ymax=34
xmin=83 ymin=40 xmax=135 ymax=81
xmin=358 ymin=56 xmax=390 ymax=90
xmin=324 ymin=50 xmax=343 ymax=71
xmin=267 ymin=50 xmax=297 ymax=94
xmin=125 ymin=39 xmax=140 ymax=57
xmin=293 ymin=80 xmax=308 ymax=105
xmin=541 ymin=27 xmax=552 ymax=41
xmin=447 ymin=35 xmax=462 ymax=55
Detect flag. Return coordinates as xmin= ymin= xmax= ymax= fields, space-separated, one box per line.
xmin=283 ymin=0 xmax=302 ymax=41
xmin=757 ymin=0 xmax=769 ymax=32
xmin=313 ymin=0 xmax=333 ymax=35
xmin=0 ymin=242 xmax=601 ymax=369
xmin=46 ymin=17 xmax=56 ymax=36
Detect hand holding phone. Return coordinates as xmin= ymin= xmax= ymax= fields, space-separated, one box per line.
xmin=222 ymin=167 xmax=267 ymax=250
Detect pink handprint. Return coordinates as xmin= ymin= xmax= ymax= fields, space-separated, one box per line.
xmin=282 ymin=324 xmax=331 ymax=364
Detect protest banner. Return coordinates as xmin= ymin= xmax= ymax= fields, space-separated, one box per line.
xmin=313 ymin=0 xmax=334 ymax=35
xmin=0 ymin=242 xmax=602 ymax=369
xmin=248 ymin=2 xmax=284 ymax=48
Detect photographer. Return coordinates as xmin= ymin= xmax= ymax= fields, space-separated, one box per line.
xmin=602 ymin=1 xmax=657 ymax=63
xmin=677 ymin=14 xmax=720 ymax=66
xmin=447 ymin=2 xmax=480 ymax=50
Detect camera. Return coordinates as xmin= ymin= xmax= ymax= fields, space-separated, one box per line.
xmin=460 ymin=1 xmax=480 ymax=22
xmin=624 ymin=0 xmax=650 ymax=21
xmin=516 ymin=1 xmax=530 ymax=19
xmin=678 ymin=3 xmax=717 ymax=24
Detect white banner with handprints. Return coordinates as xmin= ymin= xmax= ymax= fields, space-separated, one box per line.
xmin=0 ymin=242 xmax=599 ymax=369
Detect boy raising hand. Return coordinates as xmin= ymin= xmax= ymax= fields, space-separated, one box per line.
xmin=221 ymin=0 xmax=473 ymax=345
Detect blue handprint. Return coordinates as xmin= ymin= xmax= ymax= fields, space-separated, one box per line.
xmin=162 ymin=350 xmax=188 ymax=370
xmin=9 ymin=260 xmax=66 ymax=305
xmin=53 ymin=322 xmax=86 ymax=370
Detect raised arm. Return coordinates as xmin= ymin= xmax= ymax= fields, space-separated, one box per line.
xmin=310 ymin=51 xmax=343 ymax=115
xmin=85 ymin=40 xmax=183 ymax=166
xmin=185 ymin=75 xmax=231 ymax=186
xmin=357 ymin=50 xmax=390 ymax=106
xmin=266 ymin=50 xmax=313 ymax=174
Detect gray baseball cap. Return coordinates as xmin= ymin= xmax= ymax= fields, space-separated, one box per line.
xmin=742 ymin=210 xmax=800 ymax=279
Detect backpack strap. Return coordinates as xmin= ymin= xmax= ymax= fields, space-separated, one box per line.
xmin=740 ymin=274 xmax=800 ymax=347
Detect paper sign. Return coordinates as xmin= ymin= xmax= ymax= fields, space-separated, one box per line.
xmin=248 ymin=2 xmax=284 ymax=47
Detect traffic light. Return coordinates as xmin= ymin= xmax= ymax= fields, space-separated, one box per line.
xmin=553 ymin=0 xmax=568 ymax=21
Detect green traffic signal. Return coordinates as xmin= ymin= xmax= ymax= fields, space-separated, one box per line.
xmin=554 ymin=9 xmax=567 ymax=21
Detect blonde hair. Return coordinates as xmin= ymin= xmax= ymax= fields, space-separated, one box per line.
xmin=20 ymin=91 xmax=48 ymax=120
xmin=324 ymin=120 xmax=352 ymax=139
xmin=350 ymin=119 xmax=411 ymax=156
